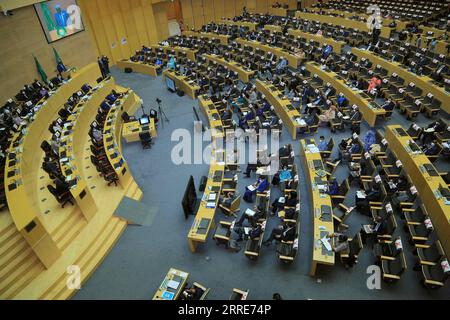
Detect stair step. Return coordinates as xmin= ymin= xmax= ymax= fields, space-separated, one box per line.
xmin=52 ymin=211 xmax=87 ymax=250
xmin=0 ymin=252 xmax=43 ymax=297
xmin=0 ymin=240 xmax=30 ymax=272
xmin=0 ymin=229 xmax=24 ymax=260
xmin=40 ymin=218 xmax=126 ymax=300
xmin=59 ymin=218 xmax=88 ymax=251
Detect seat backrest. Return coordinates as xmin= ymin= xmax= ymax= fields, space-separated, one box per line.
xmin=121 ymin=112 xmax=130 ymax=122
xmin=391 ymin=252 xmax=407 ymax=276
xmin=385 ymin=214 xmax=397 ymax=235
xmin=47 ymin=185 xmax=58 ymax=197
xmin=139 ymin=132 xmax=151 ymax=140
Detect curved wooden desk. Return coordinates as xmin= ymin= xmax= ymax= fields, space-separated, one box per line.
xmin=288 ymin=29 xmax=346 ymax=53
xmin=236 ymin=38 xmax=304 ymax=68
xmin=256 ymin=79 xmax=302 ymax=140
xmin=203 ymin=54 xmax=254 ymax=83
xmin=306 ymin=61 xmax=386 ymax=127
xmin=300 ymin=139 xmax=335 ymax=276
xmin=295 ymin=12 xmax=393 ymax=38
xmin=385 ymin=125 xmax=450 ymax=258
xmin=219 ymin=20 xmax=257 ymax=30
xmin=117 ymin=60 xmax=161 ymax=77
xmin=4 ymin=63 xmax=100 ymax=268
xmin=187 ymin=95 xmax=225 ymax=252
xmin=182 ymin=31 xmax=230 ymax=45
xmin=162 ymin=69 xmax=200 ymax=99
xmin=103 ymin=89 xmax=143 ymax=192
xmin=351 ymin=48 xmax=449 ymax=113
xmin=59 ymin=79 xmax=117 ymax=221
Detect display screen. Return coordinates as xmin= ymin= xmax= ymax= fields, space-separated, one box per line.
xmin=166 ymin=76 xmax=176 ymax=92
xmin=34 ymin=0 xmax=85 ymax=43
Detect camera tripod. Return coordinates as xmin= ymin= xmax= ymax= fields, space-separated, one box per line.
xmin=156 ymin=98 xmax=169 ymax=129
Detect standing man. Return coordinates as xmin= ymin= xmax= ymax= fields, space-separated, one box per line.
xmin=102 ymin=55 xmax=110 ymax=75
xmin=98 ymin=56 xmax=106 ymax=79
xmin=370 ymin=10 xmax=382 ymax=45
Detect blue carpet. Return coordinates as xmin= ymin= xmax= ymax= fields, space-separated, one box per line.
xmin=72 ymin=67 xmax=450 ymax=300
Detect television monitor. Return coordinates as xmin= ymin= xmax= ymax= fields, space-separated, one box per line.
xmin=34 ymin=0 xmax=85 ymax=43
xmin=139 ymin=117 xmax=150 ymax=125
xmin=165 ymin=76 xmax=177 ymax=92
xmin=181 ymin=175 xmax=197 ymax=219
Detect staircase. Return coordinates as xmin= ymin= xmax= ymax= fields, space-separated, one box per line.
xmin=0 ymin=218 xmax=45 ymax=299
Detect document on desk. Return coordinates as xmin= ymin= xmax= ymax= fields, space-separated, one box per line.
xmin=307 ymin=144 xmax=320 ymax=153
xmin=295 ymin=118 xmax=307 ymax=126
xmin=320 ymin=237 xmax=332 ymax=251
xmin=167 ymin=280 xmax=180 ymax=290
xmin=247 ymin=185 xmax=256 ymax=192
xmin=245 ymin=208 xmax=256 ymax=216
xmin=208 ymin=193 xmax=217 ymax=201
xmin=206 ymin=201 xmax=216 ymax=208
xmin=356 ymin=190 xmax=366 ymax=199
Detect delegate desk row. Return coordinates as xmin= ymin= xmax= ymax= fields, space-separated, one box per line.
xmin=182 ymin=31 xmax=230 ymax=45
xmin=219 ymin=20 xmax=257 ymax=30
xmin=255 ymin=79 xmax=303 ymax=140
xmin=300 ymin=139 xmax=335 ymax=276
xmin=263 ymin=25 xmax=346 ymax=53
xmin=294 ymin=12 xmax=393 ymax=38
xmin=203 ymin=54 xmax=255 ymax=83
xmin=4 ymin=63 xmax=102 ymax=267
xmin=58 ymin=79 xmax=117 ymax=221
xmin=162 ymin=69 xmax=200 ymax=99
xmin=385 ymin=125 xmax=450 ymax=258
xmin=236 ymin=38 xmax=304 ymax=68
xmin=187 ymin=96 xmax=225 ymax=252
xmin=351 ymin=48 xmax=449 ymax=114
xmin=306 ymin=61 xmax=386 ymax=127
xmin=103 ymin=89 xmax=141 ymax=190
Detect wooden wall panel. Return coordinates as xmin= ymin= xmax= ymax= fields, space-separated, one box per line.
xmin=181 ymin=0 xmax=195 ymax=30
xmin=110 ymin=0 xmax=131 ymax=59
xmin=213 ymin=0 xmax=224 ymax=20
xmin=119 ymin=0 xmax=141 ymax=54
xmin=0 ymin=4 xmax=97 ymax=103
xmin=140 ymin=0 xmax=159 ymax=45
xmin=235 ymin=0 xmax=245 ymax=16
xmin=224 ymin=0 xmax=235 ymax=18
xmin=79 ymin=0 xmax=168 ymax=64
xmin=203 ymin=0 xmax=215 ymax=24
xmin=98 ymin=0 xmax=123 ymax=63
xmin=256 ymin=0 xmax=268 ymax=14
xmin=245 ymin=0 xmax=256 ymax=13
xmin=192 ymin=0 xmax=205 ymax=29
xmin=153 ymin=2 xmax=170 ymax=41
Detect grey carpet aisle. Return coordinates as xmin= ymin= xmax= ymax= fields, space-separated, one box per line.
xmin=72 ymin=67 xmax=450 ymax=300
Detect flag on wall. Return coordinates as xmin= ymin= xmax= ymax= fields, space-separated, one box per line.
xmin=33 ymin=55 xmax=48 ymax=83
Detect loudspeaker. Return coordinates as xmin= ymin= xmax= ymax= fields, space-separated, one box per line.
xmin=124 ymin=67 xmax=132 ymax=73
xmin=176 ymin=89 xmax=185 ymax=97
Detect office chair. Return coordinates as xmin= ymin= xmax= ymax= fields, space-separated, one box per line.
xmin=139 ymin=132 xmax=153 ymax=149
xmin=101 ymin=166 xmax=119 ymax=186
xmin=381 ymin=251 xmax=407 ymax=282
xmin=420 ymin=258 xmax=450 ymax=289
xmin=121 ymin=111 xmax=136 ymax=123
xmin=47 ymin=184 xmax=74 ymax=208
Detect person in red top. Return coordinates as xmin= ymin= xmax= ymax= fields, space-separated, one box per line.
xmin=367 ymin=76 xmax=381 ymax=93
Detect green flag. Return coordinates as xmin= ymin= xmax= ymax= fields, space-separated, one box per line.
xmin=33 ymin=55 xmax=48 ymax=83
xmin=53 ymin=47 xmax=63 ymax=65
